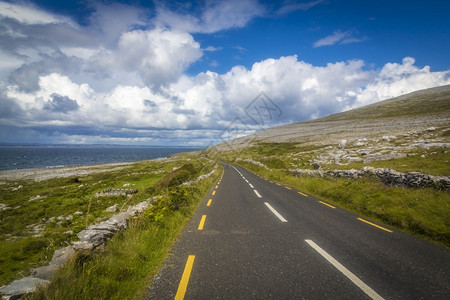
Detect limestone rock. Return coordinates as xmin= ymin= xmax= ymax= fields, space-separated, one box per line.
xmin=105 ymin=204 xmax=118 ymax=212
xmin=338 ymin=139 xmax=347 ymax=149
xmin=50 ymin=246 xmax=75 ymax=266
xmin=0 ymin=277 xmax=49 ymax=299
xmin=30 ymin=265 xmax=60 ymax=280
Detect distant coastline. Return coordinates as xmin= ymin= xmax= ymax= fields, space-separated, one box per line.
xmin=0 ymin=144 xmax=203 ymax=172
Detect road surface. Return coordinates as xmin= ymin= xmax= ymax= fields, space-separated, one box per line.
xmin=147 ymin=163 xmax=450 ymax=299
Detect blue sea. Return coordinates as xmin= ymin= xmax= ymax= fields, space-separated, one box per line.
xmin=0 ymin=145 xmax=203 ymax=171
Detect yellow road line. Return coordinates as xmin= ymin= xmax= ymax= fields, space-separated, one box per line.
xmin=285 ymin=186 xmax=292 ymax=190
xmin=357 ymin=218 xmax=393 ymax=233
xmin=319 ymin=201 xmax=336 ymax=209
xmin=298 ymin=191 xmax=308 ymax=197
xmin=270 ymin=181 xmax=273 ymax=183
xmin=175 ymin=255 xmax=196 ymax=300
xmin=198 ymin=215 xmax=207 ymax=230
xmin=215 ymin=185 xmax=219 ymax=189
xmin=207 ymin=199 xmax=212 ymax=206
xmin=212 ymin=190 xmax=216 ymax=195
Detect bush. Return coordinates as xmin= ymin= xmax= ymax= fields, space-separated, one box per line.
xmin=144 ymin=185 xmax=200 ymax=224
xmin=154 ymin=163 xmax=197 ymax=189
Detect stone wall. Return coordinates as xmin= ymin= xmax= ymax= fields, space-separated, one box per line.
xmin=290 ymin=166 xmax=450 ymax=191
xmin=235 ymin=158 xmax=269 ymax=170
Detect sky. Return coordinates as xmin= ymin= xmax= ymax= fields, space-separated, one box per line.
xmin=0 ymin=0 xmax=449 ymax=146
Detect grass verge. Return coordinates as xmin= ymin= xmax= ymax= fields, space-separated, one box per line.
xmin=30 ymin=160 xmax=220 ymax=299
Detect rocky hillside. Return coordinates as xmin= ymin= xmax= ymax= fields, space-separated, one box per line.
xmin=215 ymin=84 xmax=450 ymax=150
xmin=211 ymin=85 xmax=450 ymax=178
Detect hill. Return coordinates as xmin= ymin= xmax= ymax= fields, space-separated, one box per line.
xmin=213 ymin=85 xmax=450 ymax=151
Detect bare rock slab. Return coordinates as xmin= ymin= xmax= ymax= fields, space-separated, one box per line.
xmin=0 ymin=277 xmax=49 ymax=299
xmin=50 ymin=246 xmax=75 ymax=266
xmin=30 ymin=265 xmax=60 ymax=280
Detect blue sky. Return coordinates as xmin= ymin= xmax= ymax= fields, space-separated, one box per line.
xmin=0 ymin=0 xmax=449 ymax=146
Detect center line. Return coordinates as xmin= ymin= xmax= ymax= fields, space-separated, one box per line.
xmin=175 ymin=255 xmax=195 ymax=300
xmin=264 ymin=202 xmax=288 ymax=222
xmin=249 ymin=183 xmax=254 ymax=188
xmin=305 ymin=239 xmax=384 ymax=300
xmin=198 ymin=215 xmax=207 ymax=230
xmin=253 ymin=189 xmax=262 ymax=198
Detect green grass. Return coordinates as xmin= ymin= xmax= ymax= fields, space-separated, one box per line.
xmin=232 ymin=160 xmax=450 ymax=248
xmin=30 ymin=160 xmax=220 ymax=300
xmin=0 ymin=157 xmax=203 ymax=285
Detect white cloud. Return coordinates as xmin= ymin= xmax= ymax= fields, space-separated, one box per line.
xmin=204 ymin=46 xmax=222 ymax=52
xmin=154 ymin=0 xmax=265 ymax=33
xmin=350 ymin=57 xmax=450 ymax=108
xmin=0 ymin=1 xmax=67 ymax=25
xmin=276 ymin=0 xmax=325 ymax=15
xmin=113 ymin=27 xmax=202 ymax=87
xmin=313 ymin=30 xmax=366 ymax=48
xmin=2 ymin=56 xmax=450 ymax=145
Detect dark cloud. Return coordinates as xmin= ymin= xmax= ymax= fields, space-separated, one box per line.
xmin=171 ymin=107 xmax=196 ymax=115
xmin=0 ymin=91 xmax=23 ymax=119
xmin=143 ymin=99 xmax=159 ymax=112
xmin=143 ymin=99 xmax=157 ymax=107
xmin=8 ymin=55 xmax=82 ymax=92
xmin=44 ymin=93 xmax=80 ymax=113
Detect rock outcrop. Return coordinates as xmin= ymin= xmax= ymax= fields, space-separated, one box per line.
xmin=95 ymin=188 xmax=138 ymax=197
xmin=0 ymin=277 xmax=49 ymax=300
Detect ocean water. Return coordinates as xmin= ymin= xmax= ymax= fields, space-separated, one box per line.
xmin=0 ymin=145 xmax=203 ymax=171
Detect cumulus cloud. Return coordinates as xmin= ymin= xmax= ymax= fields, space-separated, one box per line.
xmin=114 ymin=27 xmax=202 ymax=87
xmin=2 ymin=55 xmax=450 ymax=145
xmin=349 ymin=57 xmax=450 ymax=108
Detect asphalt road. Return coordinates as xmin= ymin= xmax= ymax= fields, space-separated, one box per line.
xmin=147 ymin=162 xmax=450 ymax=299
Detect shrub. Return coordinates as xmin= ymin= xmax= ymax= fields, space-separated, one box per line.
xmin=154 ymin=163 xmax=197 ymax=189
